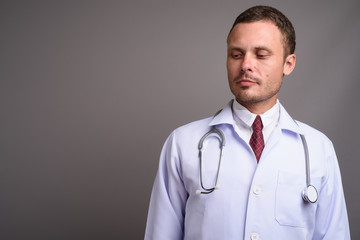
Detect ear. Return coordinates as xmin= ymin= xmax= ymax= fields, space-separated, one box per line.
xmin=283 ymin=54 xmax=296 ymax=76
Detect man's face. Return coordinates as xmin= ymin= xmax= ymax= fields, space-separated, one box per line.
xmin=227 ymin=21 xmax=295 ymax=113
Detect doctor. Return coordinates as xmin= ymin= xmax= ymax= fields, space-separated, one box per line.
xmin=145 ymin=5 xmax=350 ymax=240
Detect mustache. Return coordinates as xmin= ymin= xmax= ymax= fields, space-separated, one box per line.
xmin=234 ymin=74 xmax=260 ymax=82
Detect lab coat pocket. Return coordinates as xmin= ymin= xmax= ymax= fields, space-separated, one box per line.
xmin=275 ymin=171 xmax=320 ymax=228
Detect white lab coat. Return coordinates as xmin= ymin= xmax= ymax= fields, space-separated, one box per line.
xmin=145 ymin=101 xmax=350 ymax=240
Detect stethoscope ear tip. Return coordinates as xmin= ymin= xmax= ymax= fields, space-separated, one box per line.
xmin=196 ymin=190 xmax=202 ymax=195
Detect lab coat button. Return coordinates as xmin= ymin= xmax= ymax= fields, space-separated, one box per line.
xmin=253 ymin=186 xmax=262 ymax=195
xmin=251 ymin=232 xmax=260 ymax=240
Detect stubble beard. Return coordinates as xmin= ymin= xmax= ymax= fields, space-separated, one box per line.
xmin=231 ymin=82 xmax=282 ymax=106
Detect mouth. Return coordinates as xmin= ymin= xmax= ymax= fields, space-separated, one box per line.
xmin=235 ymin=78 xmax=258 ymax=87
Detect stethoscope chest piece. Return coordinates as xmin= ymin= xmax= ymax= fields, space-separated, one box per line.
xmin=302 ymin=185 xmax=318 ymax=203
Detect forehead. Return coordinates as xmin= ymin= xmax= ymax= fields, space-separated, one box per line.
xmin=227 ymin=21 xmax=283 ymax=50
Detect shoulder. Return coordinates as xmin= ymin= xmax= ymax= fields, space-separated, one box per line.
xmin=163 ymin=100 xmax=233 ymax=148
xmin=295 ymin=120 xmax=334 ymax=148
xmin=172 ymin=117 xmax=213 ymax=140
xmin=160 ymin=116 xmax=214 ymax=157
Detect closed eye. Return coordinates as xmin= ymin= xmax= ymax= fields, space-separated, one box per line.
xmin=257 ymin=54 xmax=268 ymax=59
xmin=256 ymin=48 xmax=272 ymax=59
xmin=230 ymin=52 xmax=243 ymax=59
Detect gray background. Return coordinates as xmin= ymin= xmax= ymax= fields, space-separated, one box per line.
xmin=1 ymin=0 xmax=359 ymax=239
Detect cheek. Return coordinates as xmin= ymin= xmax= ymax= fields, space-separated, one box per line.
xmin=262 ymin=62 xmax=283 ymax=79
xmin=227 ymin=62 xmax=237 ymax=78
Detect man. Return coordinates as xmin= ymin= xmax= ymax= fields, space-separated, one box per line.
xmin=145 ymin=6 xmax=350 ymax=240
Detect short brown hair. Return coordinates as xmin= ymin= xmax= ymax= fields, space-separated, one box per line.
xmin=228 ymin=6 xmax=296 ymax=57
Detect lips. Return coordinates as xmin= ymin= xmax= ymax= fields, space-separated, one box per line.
xmin=236 ymin=78 xmax=257 ymax=87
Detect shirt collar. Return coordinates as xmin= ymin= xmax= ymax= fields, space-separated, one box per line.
xmin=232 ymin=99 xmax=280 ymax=129
xmin=209 ymin=99 xmax=304 ymax=135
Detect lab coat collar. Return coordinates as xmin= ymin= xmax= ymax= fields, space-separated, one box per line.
xmin=209 ymin=100 xmax=305 ymax=135
xmin=209 ymin=100 xmax=236 ymax=127
xmin=278 ymin=103 xmax=305 ymax=135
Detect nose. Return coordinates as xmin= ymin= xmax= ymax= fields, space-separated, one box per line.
xmin=241 ymin=54 xmax=253 ymax=72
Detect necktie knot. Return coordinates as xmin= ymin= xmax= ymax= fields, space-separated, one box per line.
xmin=252 ymin=115 xmax=263 ymax=132
xmin=249 ymin=115 xmax=264 ymax=162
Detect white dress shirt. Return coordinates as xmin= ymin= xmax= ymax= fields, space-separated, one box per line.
xmin=232 ymin=99 xmax=280 ymax=144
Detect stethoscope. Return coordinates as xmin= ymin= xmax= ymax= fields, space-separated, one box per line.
xmin=196 ymin=124 xmax=318 ymax=204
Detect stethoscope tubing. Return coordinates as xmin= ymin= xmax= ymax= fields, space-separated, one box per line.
xmin=198 ymin=127 xmax=225 ymax=194
xmin=197 ymin=125 xmax=318 ymax=203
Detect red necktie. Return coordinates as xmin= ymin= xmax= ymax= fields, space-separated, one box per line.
xmin=249 ymin=115 xmax=264 ymax=162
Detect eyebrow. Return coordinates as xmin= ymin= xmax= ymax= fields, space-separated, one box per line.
xmin=227 ymin=45 xmax=273 ymax=53
xmin=228 ymin=46 xmax=273 ymax=54
xmin=254 ymin=46 xmax=273 ymax=53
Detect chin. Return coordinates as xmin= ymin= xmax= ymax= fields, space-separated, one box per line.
xmin=233 ymin=92 xmax=259 ymax=103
